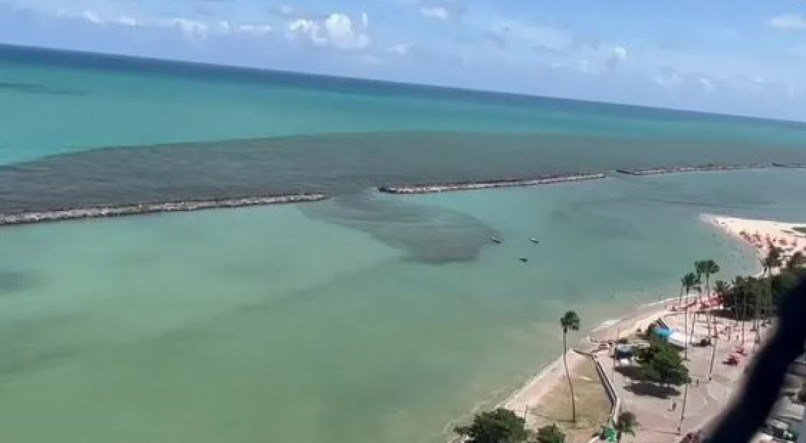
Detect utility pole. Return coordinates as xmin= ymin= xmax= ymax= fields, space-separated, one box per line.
xmin=612 ymin=327 xmax=620 ymax=379
xmin=708 ymin=334 xmax=718 ymax=381
xmin=684 ymin=307 xmax=689 ymax=360
xmin=677 ymin=383 xmax=689 ymax=435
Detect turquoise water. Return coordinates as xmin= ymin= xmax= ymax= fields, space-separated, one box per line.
xmin=1 ymin=45 xmax=806 ymax=442
xmin=2 ymin=170 xmax=805 ymax=442
xmin=2 ymin=44 xmax=806 ymax=166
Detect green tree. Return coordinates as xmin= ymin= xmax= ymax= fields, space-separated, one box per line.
xmin=535 ymin=424 xmax=565 ymax=443
xmin=759 ymin=248 xmax=782 ymax=330
xmin=453 ymin=408 xmax=529 ymax=443
xmin=695 ymin=260 xmax=719 ymax=299
xmin=680 ymin=272 xmax=699 ymax=359
xmin=695 ymin=259 xmax=719 ymax=337
xmin=560 ymin=311 xmax=581 ymax=423
xmin=762 ymin=247 xmax=782 ymax=276
xmin=681 ymin=272 xmax=699 ymax=304
xmin=787 ymin=251 xmax=805 ymax=270
xmin=637 ymin=338 xmax=691 ymax=387
xmin=614 ymin=411 xmax=639 ymax=441
xmin=714 ymin=280 xmax=729 ymax=302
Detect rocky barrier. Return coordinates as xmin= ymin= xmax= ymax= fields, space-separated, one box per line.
xmin=772 ymin=162 xmax=806 ymax=169
xmin=615 ymin=164 xmax=763 ymax=176
xmin=377 ymin=172 xmax=606 ymax=194
xmin=0 ymin=193 xmax=329 ymax=227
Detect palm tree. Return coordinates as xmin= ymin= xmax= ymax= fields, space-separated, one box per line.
xmin=614 ymin=411 xmax=638 ymax=442
xmin=695 ymin=260 xmax=720 ymax=298
xmin=681 ymin=273 xmax=698 ymax=304
xmin=681 ymin=272 xmax=698 ymax=359
xmin=695 ymin=260 xmax=720 ymax=337
xmin=787 ymin=251 xmax=805 ymax=269
xmin=714 ymin=280 xmax=731 ymax=338
xmin=755 ymin=249 xmax=778 ymax=329
xmin=750 ymin=279 xmax=766 ymax=353
xmin=560 ymin=311 xmax=581 ymax=423
xmin=714 ymin=280 xmax=729 ymax=304
xmin=738 ymin=277 xmax=749 ymax=344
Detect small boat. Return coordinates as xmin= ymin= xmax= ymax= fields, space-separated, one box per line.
xmin=519 ymin=257 xmax=529 ymax=263
xmin=529 ymin=237 xmax=539 ymax=243
xmin=491 ymin=237 xmax=502 ymax=244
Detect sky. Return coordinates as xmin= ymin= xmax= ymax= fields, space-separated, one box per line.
xmin=1 ymin=0 xmax=806 ymax=121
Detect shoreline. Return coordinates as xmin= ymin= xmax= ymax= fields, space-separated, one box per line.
xmin=0 ymin=193 xmax=330 ymax=227
xmin=702 ymin=213 xmax=806 ymax=263
xmin=499 ymin=295 xmax=674 ymax=410
xmin=485 ymin=212 xmax=804 ymax=442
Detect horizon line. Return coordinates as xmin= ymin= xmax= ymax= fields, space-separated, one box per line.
xmin=2 ymin=42 xmax=806 ymax=127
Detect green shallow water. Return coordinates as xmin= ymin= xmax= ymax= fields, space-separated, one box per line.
xmin=2 ymin=45 xmax=806 ymax=442
xmin=2 ymin=169 xmax=804 ymax=442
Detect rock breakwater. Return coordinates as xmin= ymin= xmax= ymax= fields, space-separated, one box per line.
xmin=377 ymin=173 xmax=606 ymax=195
xmin=615 ymin=164 xmax=763 ymax=176
xmin=0 ymin=193 xmax=329 ymax=227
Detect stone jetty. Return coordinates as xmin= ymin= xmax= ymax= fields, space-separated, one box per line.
xmin=615 ymin=164 xmax=763 ymax=176
xmin=377 ymin=172 xmax=606 ymax=195
xmin=772 ymin=162 xmax=806 ymax=168
xmin=0 ymin=193 xmax=329 ymax=227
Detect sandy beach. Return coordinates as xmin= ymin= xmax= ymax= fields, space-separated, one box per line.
xmin=704 ymin=214 xmax=806 ymax=262
xmin=496 ymin=213 xmax=805 ymax=442
xmin=499 ymin=297 xmax=675 ymax=442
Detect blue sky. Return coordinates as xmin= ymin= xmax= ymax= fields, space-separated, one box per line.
xmin=2 ymin=0 xmax=806 ymax=121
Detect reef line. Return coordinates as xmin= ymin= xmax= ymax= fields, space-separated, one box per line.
xmin=615 ymin=164 xmax=764 ymax=176
xmin=0 ymin=193 xmax=329 ymax=226
xmin=377 ymin=172 xmax=606 ymax=195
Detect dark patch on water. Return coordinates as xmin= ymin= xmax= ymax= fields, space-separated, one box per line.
xmin=0 ymin=131 xmax=804 ymax=263
xmin=2 ymin=131 xmax=803 ymax=214
xmin=0 ymin=314 xmax=79 ymax=378
xmin=302 ymin=195 xmax=497 ymax=263
xmin=0 ymin=81 xmax=84 ymax=96
xmin=0 ymin=270 xmax=39 ymax=294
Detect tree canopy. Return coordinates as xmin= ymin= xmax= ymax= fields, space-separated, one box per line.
xmin=787 ymin=251 xmax=805 ymax=270
xmin=615 ymin=411 xmax=638 ymax=441
xmin=453 ymin=408 xmax=529 ymax=443
xmin=720 ymin=268 xmax=806 ymax=318
xmin=695 ymin=260 xmax=720 ymax=279
xmin=560 ymin=311 xmax=580 ymax=334
xmin=681 ymin=272 xmax=699 ymax=295
xmin=636 ymin=336 xmax=691 ymax=386
xmin=535 ymin=424 xmax=565 ymax=443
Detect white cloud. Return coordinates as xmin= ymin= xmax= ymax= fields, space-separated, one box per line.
xmin=116 ymin=15 xmax=138 ymax=27
xmin=288 ymin=12 xmax=370 ymax=50
xmin=603 ymin=45 xmax=627 ymax=69
xmin=699 ymin=77 xmax=716 ymax=93
xmin=769 ymin=14 xmax=806 ymax=30
xmin=611 ymin=46 xmax=627 ymax=62
xmin=653 ymin=67 xmax=682 ymax=87
xmin=77 ymin=10 xmax=138 ymax=27
xmin=235 ymin=24 xmax=273 ymax=37
xmin=167 ymin=18 xmax=209 ymax=39
xmin=418 ymin=1 xmax=465 ymax=22
xmin=419 ymin=7 xmax=450 ymax=21
xmin=388 ymin=43 xmax=413 ymax=56
xmin=490 ymin=20 xmax=574 ymax=52
xmin=80 ymin=10 xmax=102 ymax=25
